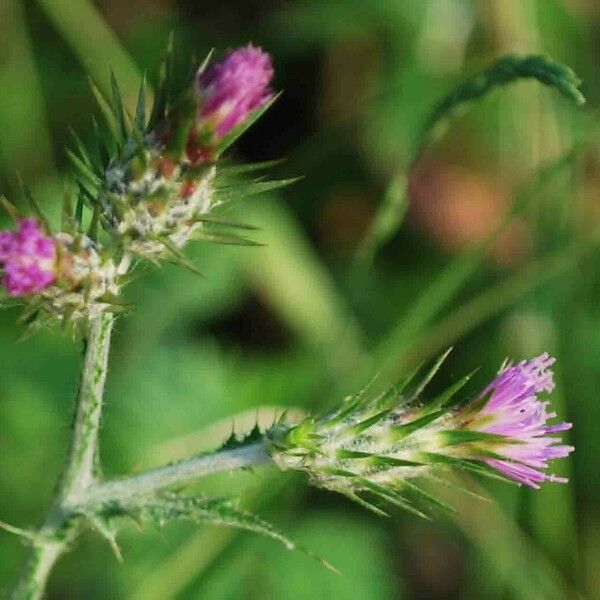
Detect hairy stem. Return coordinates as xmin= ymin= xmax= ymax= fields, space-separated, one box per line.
xmin=60 ymin=312 xmax=114 ymax=502
xmin=11 ymin=313 xmax=115 ymax=600
xmin=11 ymin=313 xmax=274 ymax=599
xmin=82 ymin=442 xmax=271 ymax=507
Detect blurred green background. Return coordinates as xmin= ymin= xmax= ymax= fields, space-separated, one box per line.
xmin=1 ymin=0 xmax=599 ymax=598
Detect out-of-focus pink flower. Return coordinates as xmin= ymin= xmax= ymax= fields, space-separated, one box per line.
xmin=0 ymin=219 xmax=57 ymax=296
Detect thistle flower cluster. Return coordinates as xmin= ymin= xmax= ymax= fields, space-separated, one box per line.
xmin=268 ymin=354 xmax=573 ymax=513
xmin=0 ymin=45 xmax=277 ymax=324
xmin=0 ymin=217 xmax=120 ymax=321
xmin=0 ymin=219 xmax=56 ymax=296
xmin=97 ymin=44 xmax=274 ymax=263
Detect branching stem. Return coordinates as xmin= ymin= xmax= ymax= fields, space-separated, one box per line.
xmin=11 ymin=313 xmax=114 ymax=600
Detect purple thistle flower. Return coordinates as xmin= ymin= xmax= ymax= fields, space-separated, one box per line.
xmin=466 ymin=353 xmax=574 ymax=488
xmin=194 ymin=45 xmax=274 ymax=143
xmin=0 ymin=218 xmax=57 ymax=297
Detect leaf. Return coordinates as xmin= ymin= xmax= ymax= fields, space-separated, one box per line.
xmin=213 ymin=93 xmax=281 ymax=156
xmin=67 ymin=149 xmax=102 ymax=192
xmin=423 ymin=54 xmax=585 ymax=143
xmin=194 ymin=214 xmax=258 ymax=230
xmin=94 ymin=493 xmax=336 ymax=571
xmin=191 ymin=229 xmax=262 ymax=247
xmin=111 ymin=71 xmax=129 ymax=141
xmin=217 ymin=159 xmax=285 ymax=177
xmin=389 ymin=410 xmax=445 ymax=441
xmin=219 ymin=423 xmax=264 ymax=451
xmin=442 ymin=430 xmax=519 ymax=446
xmin=19 ymin=181 xmax=50 ymax=231
xmin=424 ymin=370 xmax=476 ymax=412
xmin=0 ymin=195 xmax=23 ymax=221
xmin=408 ymin=347 xmax=452 ymax=402
xmin=69 ymin=127 xmax=102 ymax=176
xmin=161 ymin=238 xmax=204 ymax=276
xmin=134 ymin=74 xmax=147 ymax=133
xmin=349 ymin=409 xmax=392 ymax=435
xmin=215 ymin=176 xmax=302 ymax=201
xmin=149 ymin=32 xmax=175 ymax=130
xmin=89 ymin=78 xmax=120 ymax=142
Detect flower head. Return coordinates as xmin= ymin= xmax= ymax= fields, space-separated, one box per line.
xmin=460 ymin=353 xmax=574 ymax=488
xmin=0 ymin=219 xmax=57 ymax=296
xmin=191 ymin=45 xmax=274 ymax=153
xmin=268 ymin=353 xmax=574 ymax=516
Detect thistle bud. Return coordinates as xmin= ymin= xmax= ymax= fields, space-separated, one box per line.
xmin=0 ymin=217 xmax=121 ymax=322
xmin=268 ymin=353 xmax=573 ymax=514
xmin=0 ymin=219 xmax=57 ymax=296
xmin=187 ymin=45 xmax=274 ymax=162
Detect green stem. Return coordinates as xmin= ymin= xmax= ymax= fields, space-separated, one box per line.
xmin=81 ymin=442 xmax=271 ymax=507
xmin=11 ymin=313 xmax=114 ymax=600
xmin=60 ymin=312 xmax=114 ymax=503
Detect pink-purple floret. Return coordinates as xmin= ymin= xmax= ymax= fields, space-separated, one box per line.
xmin=0 ymin=219 xmax=56 ymax=297
xmin=196 ymin=45 xmax=274 ymax=139
xmin=476 ymin=353 xmax=574 ymax=488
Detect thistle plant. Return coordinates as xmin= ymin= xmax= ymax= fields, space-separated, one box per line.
xmin=0 ymin=46 xmax=581 ymax=599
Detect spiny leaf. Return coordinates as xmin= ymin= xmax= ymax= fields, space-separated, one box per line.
xmin=321 ymin=388 xmax=371 ymax=428
xmin=191 ymin=229 xmax=262 ymax=247
xmin=110 ymin=71 xmax=129 ymax=142
xmin=408 ymin=347 xmax=453 ymax=402
xmin=0 ymin=195 xmax=22 ymax=221
xmin=89 ymin=78 xmax=120 ymax=142
xmin=67 ymin=149 xmax=102 ymax=190
xmin=61 ymin=179 xmax=76 ymax=232
xmin=358 ymin=478 xmax=430 ymax=520
xmin=88 ymin=205 xmax=100 ymax=241
xmin=419 ymin=452 xmax=514 ymax=484
xmin=196 ymin=48 xmax=214 ymax=79
xmin=340 ymin=491 xmax=390 ymax=518
xmin=390 ymin=410 xmax=445 ymax=441
xmin=219 ymin=423 xmax=264 ymax=451
xmin=74 ymin=190 xmax=85 ymax=230
xmin=194 ymin=214 xmax=258 ymax=230
xmin=370 ymin=364 xmax=423 ymax=411
xmin=218 ymin=159 xmax=285 ymax=177
xmin=149 ymin=32 xmax=175 ymax=130
xmin=92 ymin=116 xmax=111 ymax=169
xmin=96 ymin=493 xmax=337 ymax=572
xmin=442 ymin=430 xmax=519 ymax=446
xmin=336 ymin=449 xmax=423 ymax=469
xmin=69 ymin=127 xmax=103 ymax=177
xmin=19 ymin=181 xmax=50 ymax=231
xmin=350 ymin=409 xmax=392 ymax=435
xmin=0 ymin=298 xmax=24 ymax=311
xmin=397 ymin=480 xmax=455 ymax=514
xmin=214 ymin=92 xmax=281 ymax=156
xmin=216 ymin=177 xmax=301 ymax=200
xmin=424 ymin=370 xmax=476 ymax=413
xmin=134 ymin=74 xmax=147 ymax=133
xmin=160 ymin=238 xmax=204 ymax=276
